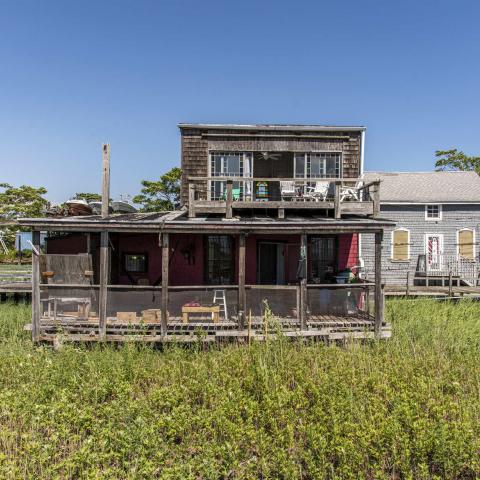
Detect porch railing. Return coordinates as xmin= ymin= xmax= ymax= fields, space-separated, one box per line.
xmin=187 ymin=176 xmax=380 ymax=219
xmin=416 ymin=253 xmax=479 ymax=286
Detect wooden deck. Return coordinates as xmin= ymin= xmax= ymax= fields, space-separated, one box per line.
xmin=27 ymin=313 xmax=391 ymax=345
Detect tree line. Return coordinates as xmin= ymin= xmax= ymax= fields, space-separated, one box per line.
xmin=0 ymin=167 xmax=181 ymax=248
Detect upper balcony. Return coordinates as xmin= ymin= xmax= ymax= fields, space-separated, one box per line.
xmin=187 ymin=174 xmax=380 ymax=219
xmin=179 ymin=127 xmax=377 ymax=219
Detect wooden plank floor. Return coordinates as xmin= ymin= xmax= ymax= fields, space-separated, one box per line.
xmin=27 ymin=312 xmax=390 ymax=344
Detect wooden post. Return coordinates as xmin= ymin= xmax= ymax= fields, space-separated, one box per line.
xmin=188 ymin=183 xmax=196 ymax=218
xmin=299 ymin=234 xmax=308 ymax=329
xmin=334 ymin=181 xmax=341 ymax=219
xmin=98 ymin=230 xmax=109 ymax=341
xmin=238 ymin=233 xmax=246 ymax=329
xmin=161 ymin=232 xmax=169 ymax=335
xmin=372 ymin=181 xmax=380 ymax=218
xmin=278 ymin=208 xmax=285 ymax=219
xmin=374 ymin=232 xmax=383 ymax=337
xmin=98 ymin=143 xmax=111 ymax=340
xmin=226 ymin=180 xmax=233 ymax=219
xmin=31 ymin=230 xmax=41 ymax=343
xmin=101 ymin=144 xmax=110 ymax=219
xmin=448 ymin=270 xmax=453 ymax=297
xmin=406 ymin=271 xmax=410 ymax=296
xmin=86 ymin=233 xmax=91 ymax=254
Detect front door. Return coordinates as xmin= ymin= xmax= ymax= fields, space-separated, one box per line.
xmin=426 ymin=234 xmax=443 ymax=271
xmin=258 ymin=242 xmax=285 ymax=284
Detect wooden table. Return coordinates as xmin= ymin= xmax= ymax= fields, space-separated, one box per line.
xmin=182 ymin=305 xmax=220 ymax=324
xmin=42 ymin=297 xmax=91 ymax=320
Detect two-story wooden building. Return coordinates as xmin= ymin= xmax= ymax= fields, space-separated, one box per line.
xmin=21 ymin=124 xmax=393 ymax=344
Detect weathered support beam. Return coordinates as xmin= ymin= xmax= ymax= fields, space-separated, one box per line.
xmin=374 ymin=231 xmax=383 ymax=337
xmin=101 ymin=144 xmax=110 ymax=219
xmin=188 ymin=183 xmax=196 ymax=218
xmin=226 ymin=180 xmax=233 ymax=219
xmin=86 ymin=233 xmax=91 ymax=254
xmin=31 ymin=230 xmax=41 ymax=343
xmin=98 ymin=231 xmax=110 ymax=341
xmin=161 ymin=233 xmax=169 ymax=335
xmin=299 ymin=234 xmax=308 ymax=329
xmin=334 ymin=181 xmax=341 ymax=219
xmin=372 ymin=181 xmax=380 ymax=218
xmin=278 ymin=208 xmax=285 ymax=219
xmin=238 ymin=233 xmax=246 ymax=329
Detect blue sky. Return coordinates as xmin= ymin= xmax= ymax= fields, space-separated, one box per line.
xmin=1 ymin=0 xmax=479 ymax=203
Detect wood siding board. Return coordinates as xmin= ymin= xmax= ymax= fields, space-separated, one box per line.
xmin=180 ymin=127 xmax=361 ymax=206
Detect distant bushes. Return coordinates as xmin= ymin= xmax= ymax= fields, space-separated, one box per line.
xmin=0 ymin=300 xmax=479 ymax=479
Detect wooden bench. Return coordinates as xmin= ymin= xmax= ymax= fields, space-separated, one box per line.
xmin=182 ymin=305 xmax=220 ymax=324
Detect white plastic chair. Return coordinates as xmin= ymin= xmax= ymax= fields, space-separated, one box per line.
xmin=340 ymin=180 xmax=363 ymax=202
xmin=280 ymin=181 xmax=297 ymax=201
xmin=305 ymin=181 xmax=330 ymax=201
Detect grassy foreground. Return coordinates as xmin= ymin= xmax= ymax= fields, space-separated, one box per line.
xmin=0 ymin=301 xmax=479 ymax=479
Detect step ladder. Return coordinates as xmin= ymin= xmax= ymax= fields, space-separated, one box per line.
xmin=213 ymin=289 xmax=228 ymax=321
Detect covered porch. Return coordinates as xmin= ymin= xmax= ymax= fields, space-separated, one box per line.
xmin=22 ymin=212 xmax=393 ymax=344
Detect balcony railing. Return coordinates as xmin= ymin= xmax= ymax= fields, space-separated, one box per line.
xmin=416 ymin=253 xmax=479 ymax=286
xmin=187 ymin=176 xmax=380 ymax=219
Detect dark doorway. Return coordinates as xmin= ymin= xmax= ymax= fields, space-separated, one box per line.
xmin=257 ymin=242 xmax=285 ymax=284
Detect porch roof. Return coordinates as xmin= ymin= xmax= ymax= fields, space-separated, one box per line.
xmin=19 ymin=210 xmax=394 ymax=234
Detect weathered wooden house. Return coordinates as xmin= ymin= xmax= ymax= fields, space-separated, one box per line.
xmin=20 ymin=124 xmax=393 ymax=344
xmin=361 ymin=171 xmax=480 ymax=287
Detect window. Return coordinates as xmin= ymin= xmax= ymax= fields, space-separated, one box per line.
xmin=205 ymin=235 xmax=234 ymax=284
xmin=123 ymin=253 xmax=148 ymax=273
xmin=391 ymin=229 xmax=410 ymax=261
xmin=457 ymin=229 xmax=475 ymax=260
xmin=294 ymin=152 xmax=342 ymax=179
xmin=425 ymin=204 xmax=442 ymax=220
xmin=310 ymin=237 xmax=337 ymax=282
xmin=209 ymin=152 xmax=253 ymax=200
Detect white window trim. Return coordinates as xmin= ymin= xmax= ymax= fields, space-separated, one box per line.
xmin=425 ymin=204 xmax=442 ymax=221
xmin=391 ymin=228 xmax=410 ymax=262
xmin=456 ymin=228 xmax=476 ymax=259
xmin=424 ymin=233 xmax=444 ymax=271
xmin=293 ymin=151 xmax=343 ymax=180
xmin=207 ymin=151 xmax=254 ymax=201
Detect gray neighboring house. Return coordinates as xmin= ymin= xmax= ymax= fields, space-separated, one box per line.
xmin=361 ymin=171 xmax=480 ymax=286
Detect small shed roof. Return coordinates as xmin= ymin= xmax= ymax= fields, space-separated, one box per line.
xmin=364 ymin=171 xmax=480 ymax=203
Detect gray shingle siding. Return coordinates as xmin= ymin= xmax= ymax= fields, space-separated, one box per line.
xmin=361 ymin=204 xmax=480 ymax=284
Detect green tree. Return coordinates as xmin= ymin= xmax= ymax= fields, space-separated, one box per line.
xmin=0 ymin=183 xmax=48 ymax=248
xmin=73 ymin=192 xmax=102 ymax=203
xmin=435 ymin=149 xmax=480 ymax=175
xmin=133 ymin=167 xmax=182 ymax=212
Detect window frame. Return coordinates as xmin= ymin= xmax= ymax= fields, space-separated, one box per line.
xmin=425 ymin=204 xmax=442 ymax=221
xmin=456 ymin=228 xmax=476 ymax=260
xmin=204 ymin=235 xmax=235 ymax=285
xmin=390 ymin=228 xmax=411 ymax=262
xmin=208 ymin=151 xmax=253 ymax=201
xmin=122 ymin=252 xmax=149 ymax=274
xmin=293 ymin=152 xmax=343 ymax=180
xmin=309 ymin=235 xmax=338 ymax=283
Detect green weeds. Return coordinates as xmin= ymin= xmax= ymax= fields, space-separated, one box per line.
xmin=0 ymin=300 xmax=479 ymax=479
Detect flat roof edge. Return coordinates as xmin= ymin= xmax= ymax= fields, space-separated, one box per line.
xmin=178 ymin=123 xmax=366 ymax=132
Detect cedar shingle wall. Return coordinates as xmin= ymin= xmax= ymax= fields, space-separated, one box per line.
xmin=180 ymin=127 xmax=362 ymax=206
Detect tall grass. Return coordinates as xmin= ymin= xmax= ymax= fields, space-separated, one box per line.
xmin=0 ymin=300 xmax=479 ymax=479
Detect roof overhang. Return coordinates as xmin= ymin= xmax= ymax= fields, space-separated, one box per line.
xmin=19 ymin=214 xmax=394 ymax=235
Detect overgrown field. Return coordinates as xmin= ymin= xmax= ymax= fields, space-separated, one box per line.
xmin=0 ymin=300 xmax=479 ymax=479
